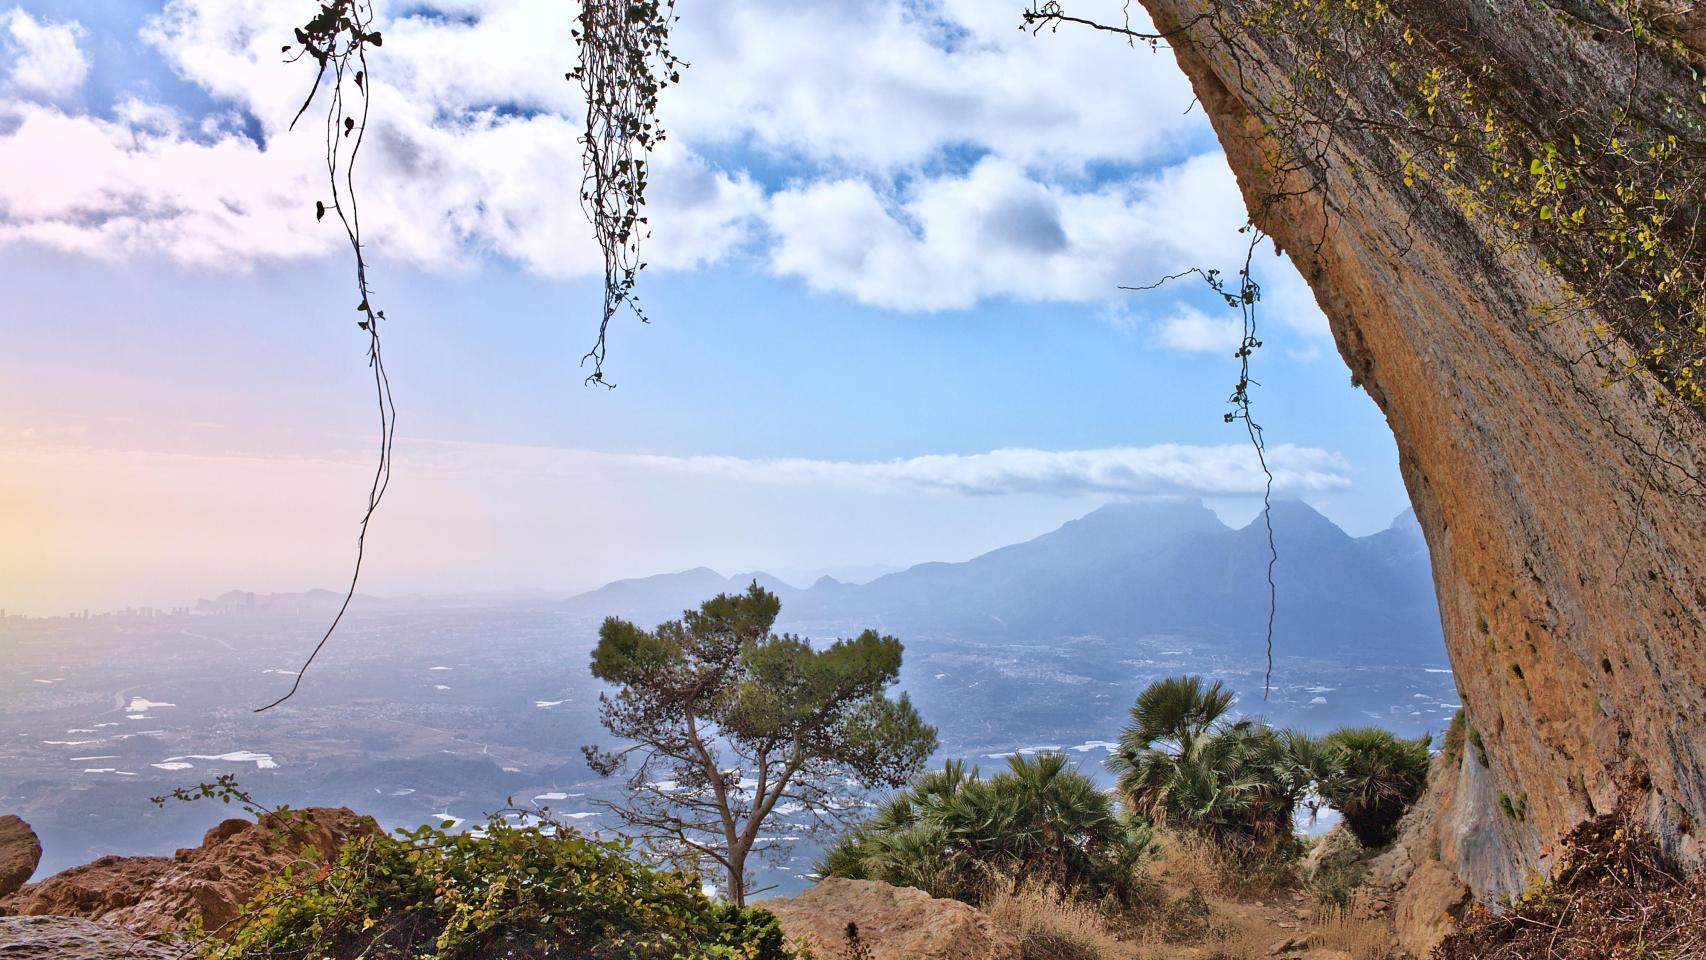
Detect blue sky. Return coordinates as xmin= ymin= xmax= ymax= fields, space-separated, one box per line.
xmin=0 ymin=0 xmax=1410 ymax=614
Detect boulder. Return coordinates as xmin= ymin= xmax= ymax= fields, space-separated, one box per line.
xmin=1393 ymin=859 xmax=1470 ymax=959
xmin=1 ymin=807 xmax=377 ymax=936
xmin=754 ymin=878 xmax=1020 ymax=960
xmin=0 ymin=915 xmax=176 ymax=959
xmin=0 ymin=818 xmax=41 ymax=900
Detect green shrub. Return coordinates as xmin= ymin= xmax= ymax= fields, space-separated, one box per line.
xmin=1316 ymin=727 xmax=1431 ymax=848
xmin=1442 ymin=708 xmax=1467 ymax=765
xmin=819 ymin=753 xmax=1154 ymax=906
xmin=1107 ymin=677 xmax=1323 ymax=858
xmin=206 ymin=816 xmax=791 ymax=960
xmin=1312 ymin=859 xmax=1369 ymax=911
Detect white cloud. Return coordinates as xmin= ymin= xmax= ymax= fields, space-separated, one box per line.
xmin=0 ymin=0 xmax=761 ymax=272
xmin=668 ymin=0 xmax=1201 ymax=171
xmin=2 ymin=9 xmax=89 ymax=102
xmin=1157 ymin=304 xmax=1242 ymax=353
xmin=768 ymin=152 xmax=1252 ymax=310
xmin=627 ymin=443 xmax=1351 ymax=497
xmin=0 ymin=100 xmax=328 ymax=265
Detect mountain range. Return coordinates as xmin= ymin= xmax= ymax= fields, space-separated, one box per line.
xmin=558 ymin=498 xmax=1443 ymax=665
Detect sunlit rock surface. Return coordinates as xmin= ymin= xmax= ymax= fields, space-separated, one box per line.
xmin=1138 ymin=0 xmax=1706 ymax=918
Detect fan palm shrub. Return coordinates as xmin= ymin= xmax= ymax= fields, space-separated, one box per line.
xmin=1315 ymin=727 xmax=1431 ymax=847
xmin=1107 ymin=676 xmax=1319 ymax=857
xmin=819 ymin=753 xmax=1154 ymax=905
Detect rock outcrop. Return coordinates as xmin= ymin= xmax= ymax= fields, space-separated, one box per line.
xmin=0 ymin=818 xmax=41 ymax=901
xmin=1 ymin=807 xmax=376 ymax=936
xmin=1391 ymin=860 xmax=1471 ymax=959
xmin=1132 ymin=0 xmax=1706 ymax=918
xmin=1299 ymin=824 xmax=1362 ymax=884
xmin=0 ymin=916 xmax=176 ymax=960
xmin=754 ymin=878 xmax=1021 ymax=960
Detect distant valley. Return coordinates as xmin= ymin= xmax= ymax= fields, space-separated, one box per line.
xmin=0 ymin=498 xmax=1455 ymax=895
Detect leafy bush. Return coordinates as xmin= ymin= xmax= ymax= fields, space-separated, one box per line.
xmin=1107 ymin=677 xmax=1321 ymax=858
xmin=1315 ymin=727 xmax=1430 ymax=848
xmin=819 ymin=753 xmax=1154 ymax=906
xmin=205 ymin=816 xmax=791 ymax=960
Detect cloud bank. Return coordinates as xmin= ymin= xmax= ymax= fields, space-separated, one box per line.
xmin=0 ymin=0 xmax=1329 ymax=338
xmin=624 ymin=443 xmax=1351 ymax=498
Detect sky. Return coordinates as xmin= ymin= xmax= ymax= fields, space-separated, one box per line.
xmin=0 ymin=0 xmax=1413 ymax=616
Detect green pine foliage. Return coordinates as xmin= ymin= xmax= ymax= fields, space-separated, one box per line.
xmin=585 ymin=583 xmax=937 ymax=906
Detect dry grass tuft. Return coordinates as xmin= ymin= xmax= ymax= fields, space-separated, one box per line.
xmin=985 ymin=880 xmax=1141 ymax=960
xmin=1307 ymin=907 xmax=1396 ymax=960
xmin=1149 ymin=830 xmax=1299 ymax=902
xmin=1148 ymin=830 xmax=1238 ymax=898
xmin=1197 ymin=915 xmax=1276 ymax=960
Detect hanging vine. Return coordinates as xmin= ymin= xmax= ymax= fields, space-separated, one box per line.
xmin=1121 ymin=229 xmax=1279 ymax=698
xmin=260 ymin=1 xmax=391 ymax=713
xmin=1027 ymin=2 xmax=1283 ymax=696
xmin=570 ymin=0 xmax=684 ymax=387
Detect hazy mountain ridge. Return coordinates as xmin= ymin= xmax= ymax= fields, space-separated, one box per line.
xmin=558 ymin=498 xmax=1442 ymax=664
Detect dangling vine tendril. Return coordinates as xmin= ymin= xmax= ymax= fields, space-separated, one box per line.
xmin=259 ymin=1 xmax=391 ymax=713
xmin=570 ymin=0 xmax=684 ymax=387
xmin=1122 ymin=224 xmax=1278 ymax=699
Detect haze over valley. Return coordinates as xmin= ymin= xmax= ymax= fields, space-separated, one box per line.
xmin=2 ymin=497 xmax=1454 ymax=894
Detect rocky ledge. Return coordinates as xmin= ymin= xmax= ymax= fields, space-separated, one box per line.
xmin=0 ymin=915 xmax=177 ymax=960
xmin=0 ymin=807 xmax=375 ymax=937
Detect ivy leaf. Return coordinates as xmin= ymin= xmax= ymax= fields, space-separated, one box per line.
xmin=315 ymin=201 xmax=326 ymax=222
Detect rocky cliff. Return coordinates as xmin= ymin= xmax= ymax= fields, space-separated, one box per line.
xmin=1126 ymin=0 xmax=1706 ymax=907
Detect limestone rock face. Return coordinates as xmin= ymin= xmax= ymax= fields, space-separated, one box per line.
xmin=0 ymin=817 xmax=41 ymax=900
xmin=1134 ymin=0 xmax=1706 ymax=914
xmin=754 ymin=878 xmax=1020 ymax=960
xmin=1 ymin=807 xmax=376 ymax=936
xmin=0 ymin=916 xmax=176 ymax=960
